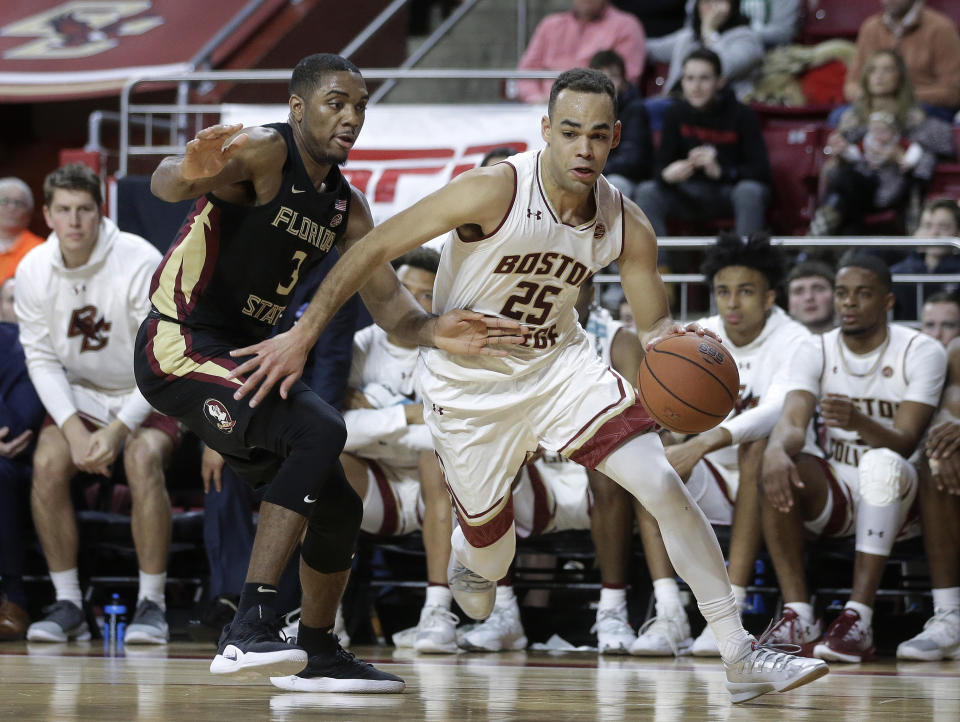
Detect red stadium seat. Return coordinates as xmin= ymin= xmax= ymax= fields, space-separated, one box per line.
xmin=762 ymin=123 xmax=824 ymax=235
xmin=801 ymin=0 xmax=875 ymax=43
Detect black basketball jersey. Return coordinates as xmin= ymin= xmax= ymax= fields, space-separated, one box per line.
xmin=149 ymin=122 xmax=351 ymax=342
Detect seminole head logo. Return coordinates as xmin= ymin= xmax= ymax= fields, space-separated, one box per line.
xmin=202 ymin=398 xmax=236 ymax=433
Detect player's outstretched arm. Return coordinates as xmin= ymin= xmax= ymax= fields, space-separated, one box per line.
xmin=227 ymin=166 xmax=523 ymax=407
xmin=151 ymin=123 xmax=281 ymax=203
xmin=617 ymin=200 xmax=720 ymax=348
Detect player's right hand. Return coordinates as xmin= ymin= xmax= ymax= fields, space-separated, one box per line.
xmin=0 ymin=426 xmax=32 ymax=459
xmin=761 ymin=445 xmax=804 ymax=513
xmin=926 ymin=420 xmax=960 ymax=461
xmin=181 ymin=123 xmax=250 ymax=181
xmin=201 ymin=445 xmax=225 ymax=494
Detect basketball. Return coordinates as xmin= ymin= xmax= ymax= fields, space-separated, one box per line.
xmin=638 ymin=334 xmax=740 ymax=435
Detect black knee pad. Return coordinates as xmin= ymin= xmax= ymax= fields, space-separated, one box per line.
xmin=300 ymin=462 xmax=363 ymax=573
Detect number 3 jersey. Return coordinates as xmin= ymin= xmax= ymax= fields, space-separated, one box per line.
xmin=148 ymin=122 xmax=351 ymax=343
xmin=425 ymin=149 xmax=625 ymax=382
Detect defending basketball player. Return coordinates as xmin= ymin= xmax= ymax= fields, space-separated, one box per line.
xmin=762 ymin=253 xmax=947 ymax=662
xmin=136 ymin=54 xmax=525 ymax=694
xmin=231 ymin=67 xmax=828 ymax=703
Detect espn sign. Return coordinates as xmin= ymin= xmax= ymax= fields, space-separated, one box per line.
xmin=221 ymin=103 xmax=546 ymax=223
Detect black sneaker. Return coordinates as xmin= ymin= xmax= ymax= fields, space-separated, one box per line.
xmin=209 ymin=603 xmax=307 ymax=680
xmin=270 ymin=631 xmax=405 ymax=693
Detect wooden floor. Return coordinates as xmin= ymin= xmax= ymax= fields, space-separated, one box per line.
xmin=0 ymin=641 xmax=957 ymax=721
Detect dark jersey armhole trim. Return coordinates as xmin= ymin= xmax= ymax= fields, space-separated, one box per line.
xmin=457 ymin=161 xmax=517 ymax=244
xmin=618 ymin=188 xmax=626 ymax=261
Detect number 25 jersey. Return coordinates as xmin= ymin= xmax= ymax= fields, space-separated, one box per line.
xmin=426 ymin=149 xmax=625 ymax=382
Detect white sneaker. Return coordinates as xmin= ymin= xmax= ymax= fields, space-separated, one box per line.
xmin=724 ymin=639 xmax=829 ymax=704
xmin=690 ymin=624 xmax=721 ymax=657
xmin=592 ymin=603 xmax=636 ymax=655
xmin=896 ymin=608 xmax=960 ymax=661
xmin=459 ymin=600 xmax=527 ymax=652
xmin=630 ymin=613 xmax=693 ymax=657
xmin=391 ymin=625 xmax=417 ymax=648
xmin=447 ymin=555 xmax=495 ymax=620
xmin=281 ymin=606 xmax=350 ymax=648
xmin=414 ymin=605 xmax=459 ymax=654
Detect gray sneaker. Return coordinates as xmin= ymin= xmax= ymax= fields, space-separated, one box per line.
xmin=725 ymin=639 xmax=829 ymax=703
xmin=26 ymin=600 xmax=91 ymax=642
xmin=447 ymin=555 xmax=495 ymax=621
xmin=125 ymin=600 xmax=169 ymax=644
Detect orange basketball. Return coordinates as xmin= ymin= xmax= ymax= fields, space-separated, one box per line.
xmin=637 ymin=334 xmax=740 ymax=435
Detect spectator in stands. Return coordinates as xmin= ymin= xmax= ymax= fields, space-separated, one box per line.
xmin=786 ymin=261 xmax=837 ymax=334
xmin=631 ymin=233 xmax=812 ymax=658
xmin=634 ymin=48 xmax=771 ymax=236
xmin=920 ymin=293 xmax=960 ymax=347
xmin=892 ymin=198 xmax=960 ymax=319
xmin=844 ymin=0 xmax=960 ymax=122
xmin=810 ymin=50 xmax=954 ymax=237
xmin=15 ymin=164 xmax=178 ymax=645
xmin=515 ymin=0 xmax=646 ymax=104
xmin=650 ymin=0 xmax=799 ymax=56
xmin=899 ymin=336 xmax=960 ymax=661
xmin=762 ymin=252 xmax=946 ymax=663
xmin=193 ymin=250 xmax=360 ymax=643
xmin=589 ymin=49 xmax=654 ymax=199
xmin=0 ymin=177 xmax=44 ymax=283
xmin=646 ymin=0 xmax=764 ymax=102
xmin=0 ymin=277 xmax=44 ymax=640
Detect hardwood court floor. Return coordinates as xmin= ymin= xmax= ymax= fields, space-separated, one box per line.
xmin=0 ymin=641 xmax=957 ymax=721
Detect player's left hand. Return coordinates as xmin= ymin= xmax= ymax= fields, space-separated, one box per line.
xmin=228 ymin=326 xmax=312 ymax=408
xmin=432 ymin=310 xmax=528 ymax=357
xmin=645 ymin=322 xmax=721 ymax=351
xmin=926 ymin=420 xmax=960 ymax=460
xmin=664 ymin=441 xmax=704 ymax=482
xmin=821 ymin=393 xmax=857 ymax=429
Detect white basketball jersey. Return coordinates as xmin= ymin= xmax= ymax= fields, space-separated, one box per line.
xmin=584 ymin=305 xmax=625 ymax=368
xmin=792 ymin=325 xmax=946 ymax=479
xmin=424 ymin=150 xmax=625 ymax=381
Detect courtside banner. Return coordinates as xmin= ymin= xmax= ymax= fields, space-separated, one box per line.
xmin=221 ymin=103 xmax=547 ymax=224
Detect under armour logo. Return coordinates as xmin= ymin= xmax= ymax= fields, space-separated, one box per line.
xmin=866 ymin=529 xmax=884 ymax=538
xmin=432 ymin=403 xmax=445 ymax=415
xmin=527 ymin=208 xmax=542 ymax=220
xmin=292 ymin=185 xmax=306 ymax=193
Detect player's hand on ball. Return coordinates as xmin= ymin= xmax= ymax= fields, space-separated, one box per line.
xmin=433 ymin=310 xmax=528 ymax=357
xmin=645 ymin=321 xmax=720 ymax=351
xmin=761 ymin=444 xmax=804 ymax=513
xmin=820 ymin=393 xmax=856 ymax=429
xmin=182 ymin=123 xmax=249 ymax=180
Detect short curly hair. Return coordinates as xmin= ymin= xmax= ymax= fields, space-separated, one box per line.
xmin=700 ymin=231 xmax=786 ymax=291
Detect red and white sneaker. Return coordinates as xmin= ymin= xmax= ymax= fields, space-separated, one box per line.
xmin=813 ymin=609 xmax=875 ymax=663
xmin=767 ymin=608 xmax=822 ymax=657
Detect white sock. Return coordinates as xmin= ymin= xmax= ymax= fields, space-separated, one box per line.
xmin=599 ymin=586 xmax=627 ymax=611
xmin=495 ymin=585 xmax=516 ymax=606
xmin=137 ymin=571 xmax=167 ymax=610
xmin=932 ymin=587 xmax=960 ymax=612
xmin=698 ymin=592 xmax=753 ymax=663
xmin=653 ymin=578 xmax=684 ymax=618
xmin=784 ymin=601 xmax=815 ymax=625
xmin=425 ymin=585 xmax=453 ymax=609
xmin=844 ymin=600 xmax=873 ymax=627
xmin=50 ymin=569 xmax=83 ymax=607
xmin=731 ymin=584 xmax=748 ymax=611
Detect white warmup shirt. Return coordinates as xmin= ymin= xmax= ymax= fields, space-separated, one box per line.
xmin=583 ymin=304 xmax=625 ymax=368
xmin=787 ymin=324 xmax=946 ymax=482
xmin=14 ymin=218 xmax=161 ymax=430
xmin=343 ymin=324 xmax=433 ymax=468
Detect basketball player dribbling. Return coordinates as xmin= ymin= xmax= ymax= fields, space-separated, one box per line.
xmin=231 ymin=68 xmax=829 ymax=703
xmin=134 ymin=53 xmax=526 ymax=693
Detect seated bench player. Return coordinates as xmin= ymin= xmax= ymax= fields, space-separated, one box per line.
xmin=15 ymin=164 xmax=178 ymax=644
xmin=762 ymin=252 xmax=946 ymax=662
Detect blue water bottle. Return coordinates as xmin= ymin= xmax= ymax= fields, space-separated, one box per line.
xmin=104 ymin=593 xmax=127 ymax=649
